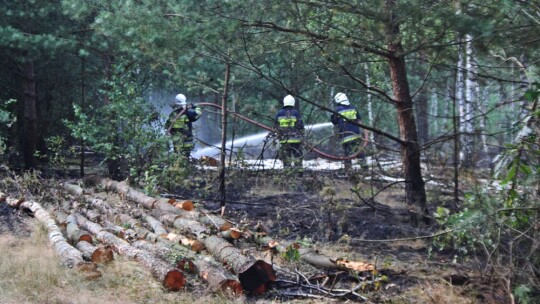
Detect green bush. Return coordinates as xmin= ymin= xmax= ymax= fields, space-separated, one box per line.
xmin=432 ymin=85 xmax=540 ymax=300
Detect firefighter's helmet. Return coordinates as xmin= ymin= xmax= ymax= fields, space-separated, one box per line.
xmin=334 ymin=92 xmax=350 ymax=105
xmin=173 ymin=94 xmax=187 ymax=108
xmin=283 ymin=95 xmax=295 ymax=107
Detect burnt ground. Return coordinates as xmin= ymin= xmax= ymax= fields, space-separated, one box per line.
xmin=0 ymin=166 xmax=510 ymax=303
xmin=172 ymin=168 xmax=509 ymax=303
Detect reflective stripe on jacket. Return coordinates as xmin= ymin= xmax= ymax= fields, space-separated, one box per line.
xmin=331 ymin=104 xmax=362 ymax=144
xmin=275 ymin=106 xmax=304 ymax=144
xmin=167 ymin=106 xmax=202 ymax=139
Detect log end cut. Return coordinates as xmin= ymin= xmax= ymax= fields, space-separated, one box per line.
xmin=238 ymin=260 xmax=276 ymax=295
xmin=90 ymin=246 xmax=115 ymax=264
xmin=163 ymin=269 xmax=186 ymax=291
xmin=190 ymin=240 xmax=205 ymax=253
xmin=220 ymin=280 xmax=244 ymax=297
xmin=177 ymin=259 xmax=198 ymax=274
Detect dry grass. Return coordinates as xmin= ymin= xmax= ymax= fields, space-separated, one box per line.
xmin=386 ymin=281 xmax=478 ymax=304
xmin=0 ymin=222 xmax=240 ymax=304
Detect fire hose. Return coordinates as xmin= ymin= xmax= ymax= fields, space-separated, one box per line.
xmin=196 ymin=102 xmax=366 ymax=161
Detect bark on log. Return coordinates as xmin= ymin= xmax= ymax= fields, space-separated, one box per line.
xmin=75 ymin=213 xmax=186 ymax=291
xmin=103 ymin=220 xmax=138 ymax=240
xmin=80 ymin=178 xmax=276 ymax=293
xmin=154 ymin=198 xmax=198 ymax=219
xmin=254 ymin=235 xmax=375 ymax=271
xmin=76 ymin=241 xmax=114 ymax=264
xmin=133 ymin=240 xmax=243 ymax=296
xmin=219 ymin=228 xmax=243 ymax=240
xmin=165 ymin=232 xmax=205 ymax=253
xmin=85 ymin=177 xmax=157 ymax=209
xmin=63 ymin=183 xmax=115 ymax=217
xmin=169 ymin=199 xmax=194 ymax=211
xmin=4 ymin=197 xmax=85 ymax=268
xmin=65 ymin=214 xmax=93 ymax=244
xmin=54 ymin=210 xmax=69 ymax=230
xmin=199 ymin=213 xmax=234 ymax=231
xmin=158 ymin=213 xmax=211 ymax=240
xmin=115 ymin=213 xmax=141 ymax=228
xmin=204 ymin=235 xmax=276 ymax=294
xmin=142 ymin=213 xmax=168 ymax=237
xmin=134 ymin=226 xmax=159 ymax=243
xmin=63 ymin=183 xmax=84 ymax=196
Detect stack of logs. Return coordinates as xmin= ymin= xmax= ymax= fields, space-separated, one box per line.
xmin=1 ymin=176 xmax=375 ymax=298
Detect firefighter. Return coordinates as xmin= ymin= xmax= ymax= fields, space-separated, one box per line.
xmin=166 ymin=93 xmax=202 ymax=158
xmin=275 ymin=95 xmax=305 ymax=169
xmin=330 ymin=92 xmax=369 ymax=171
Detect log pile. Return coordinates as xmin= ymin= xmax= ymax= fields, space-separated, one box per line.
xmin=2 ymin=178 xmax=377 ymax=301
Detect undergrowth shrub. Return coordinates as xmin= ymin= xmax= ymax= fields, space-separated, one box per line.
xmin=66 ymin=64 xmax=191 ymax=193
xmin=432 ymin=85 xmax=540 ymax=303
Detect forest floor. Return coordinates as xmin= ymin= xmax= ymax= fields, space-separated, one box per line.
xmin=0 ymin=161 xmax=510 ymax=303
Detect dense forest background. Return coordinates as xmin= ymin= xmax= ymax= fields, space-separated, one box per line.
xmin=1 ymin=1 xmax=539 ymax=302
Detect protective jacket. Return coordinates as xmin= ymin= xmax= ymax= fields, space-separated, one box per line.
xmin=331 ymin=104 xmax=363 ymax=144
xmin=166 ymin=105 xmax=202 ymax=141
xmin=275 ymin=106 xmax=304 ymax=144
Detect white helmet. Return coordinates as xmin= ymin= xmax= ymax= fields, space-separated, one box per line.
xmin=283 ymin=95 xmax=295 ymax=107
xmin=334 ymin=92 xmax=350 ymax=105
xmin=174 ymin=93 xmax=187 ymax=107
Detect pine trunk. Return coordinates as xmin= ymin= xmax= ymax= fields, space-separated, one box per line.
xmin=22 ymin=60 xmax=38 ymax=169
xmin=385 ymin=0 xmax=428 ymax=223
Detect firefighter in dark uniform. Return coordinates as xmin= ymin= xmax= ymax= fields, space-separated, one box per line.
xmin=166 ymin=93 xmax=202 ymax=158
xmin=330 ymin=92 xmax=369 ymax=171
xmin=275 ymin=95 xmax=305 ymax=169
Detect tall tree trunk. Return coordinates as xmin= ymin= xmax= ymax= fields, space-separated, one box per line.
xmin=22 ymin=60 xmax=38 ymax=169
xmin=430 ymin=90 xmax=438 ymax=135
xmin=364 ymin=63 xmax=377 ymax=148
xmin=219 ymin=60 xmax=231 ymax=215
xmin=80 ymin=56 xmax=86 ymax=177
xmin=462 ymin=36 xmax=476 ymax=167
xmin=385 ymin=0 xmax=428 ymax=224
xmin=456 ymin=38 xmax=465 ymax=167
xmin=416 ymin=91 xmax=429 ymax=146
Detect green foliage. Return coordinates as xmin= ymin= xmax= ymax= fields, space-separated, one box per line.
xmin=514 ymin=284 xmax=532 ymax=304
xmin=44 ymin=135 xmax=77 ymax=175
xmin=433 ymin=84 xmax=540 ymax=297
xmin=65 ymin=64 xmax=189 ymax=187
xmin=281 ymin=244 xmax=301 ymax=262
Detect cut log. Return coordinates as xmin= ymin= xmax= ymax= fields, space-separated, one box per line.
xmin=199 ymin=213 xmax=234 ymax=231
xmin=4 ymin=197 xmax=85 ymax=268
xmin=76 ymin=241 xmax=114 ymax=264
xmin=158 ymin=213 xmax=211 ymax=240
xmin=219 ymin=228 xmax=243 ymax=240
xmin=142 ymin=213 xmax=168 ymax=237
xmin=254 ymin=235 xmax=375 ymax=271
xmin=54 ymin=210 xmax=69 ymax=230
xmin=65 ymin=214 xmax=93 ymax=244
xmin=153 ymin=198 xmax=198 ymax=219
xmin=67 ymin=222 xmax=93 ymax=244
xmin=102 ymin=220 xmax=138 ymax=240
xmin=115 ymin=213 xmax=141 ymax=229
xmin=75 ymin=213 xmax=185 ymax=291
xmin=62 ymin=183 xmax=84 ymax=196
xmin=166 ymin=198 xmax=195 ymax=211
xmin=85 ymin=177 xmax=157 ymax=209
xmin=165 ymin=232 xmax=205 ymax=253
xmin=204 ymin=235 xmax=276 ymax=294
xmin=133 ymin=240 xmax=243 ymax=296
xmin=63 ymin=183 xmax=115 ymax=217
xmin=193 ymin=256 xmax=244 ymax=296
